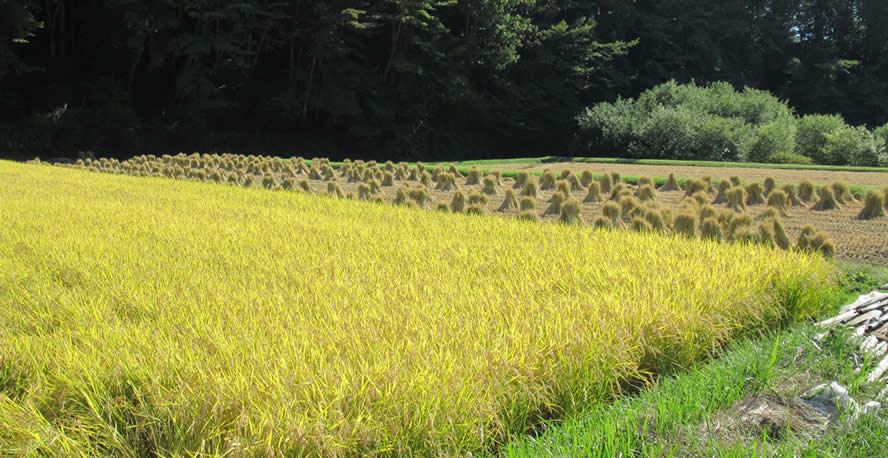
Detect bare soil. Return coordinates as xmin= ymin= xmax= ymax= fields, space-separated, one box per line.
xmin=484 ymin=162 xmax=888 ymax=188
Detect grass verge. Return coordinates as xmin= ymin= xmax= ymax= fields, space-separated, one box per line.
xmin=504 ymin=263 xmax=888 ymax=457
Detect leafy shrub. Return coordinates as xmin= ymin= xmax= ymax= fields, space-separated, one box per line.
xmin=746 ymin=119 xmax=796 ymax=163
xmin=822 ymin=126 xmax=884 ymax=166
xmin=767 ymin=151 xmax=814 ymax=165
xmin=795 ymin=114 xmax=848 ymax=164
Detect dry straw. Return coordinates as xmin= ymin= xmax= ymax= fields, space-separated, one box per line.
xmin=580 ymin=170 xmax=595 ymax=188
xmin=744 ymin=182 xmax=765 ymax=205
xmin=544 ymin=192 xmax=566 ymax=216
xmin=498 ymin=189 xmax=519 ymax=211
xmin=520 ymin=178 xmax=539 ymax=198
xmin=519 ymin=196 xmax=536 ymax=211
xmin=637 ymin=184 xmax=656 ymax=202
xmin=466 ymin=168 xmax=482 ymax=185
xmin=559 ymin=199 xmax=582 ymax=225
xmin=584 ymin=182 xmax=603 ymax=203
xmin=660 ymin=173 xmax=681 ymax=192
xmin=673 ymin=212 xmax=697 ymax=238
xmin=450 ymin=191 xmax=466 ymax=213
xmin=540 ymin=170 xmax=557 ymax=190
xmin=713 ymin=180 xmax=731 ymax=204
xmin=514 ymin=171 xmax=529 ymax=189
xmin=766 ymin=190 xmax=789 ymax=214
xmin=858 ymin=190 xmax=886 ymax=220
xmin=831 ymin=182 xmax=853 ymax=205
xmin=726 ymin=186 xmax=747 ymax=212
xmin=798 ymin=180 xmax=815 ymax=202
xmin=599 ymin=173 xmax=613 ymax=194
xmin=763 ymin=177 xmax=777 ymax=196
xmin=812 ymin=187 xmax=840 ymax=211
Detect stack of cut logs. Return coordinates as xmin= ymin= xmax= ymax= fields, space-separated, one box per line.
xmin=817 ymin=287 xmax=888 ymax=383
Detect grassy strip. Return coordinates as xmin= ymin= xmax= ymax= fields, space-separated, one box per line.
xmin=568 ymin=157 xmax=888 ymax=173
xmin=505 ymin=264 xmax=888 ymax=457
xmin=0 ymin=161 xmax=836 ymax=456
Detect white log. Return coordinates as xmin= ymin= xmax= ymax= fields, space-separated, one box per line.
xmin=867 ymin=354 xmax=888 ymax=383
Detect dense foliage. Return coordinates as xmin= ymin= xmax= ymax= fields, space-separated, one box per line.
xmin=576 ymin=81 xmax=888 ymax=166
xmin=1 ymin=0 xmax=887 ymax=160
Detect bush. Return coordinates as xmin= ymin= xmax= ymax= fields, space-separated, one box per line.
xmin=795 ymin=114 xmax=848 ymax=164
xmin=746 ymin=119 xmax=796 ymax=163
xmin=823 ymin=126 xmax=884 ymax=166
xmin=767 ymin=151 xmax=814 ymax=165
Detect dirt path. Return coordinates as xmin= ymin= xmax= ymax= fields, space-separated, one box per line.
xmin=484 ymin=162 xmax=888 ymax=187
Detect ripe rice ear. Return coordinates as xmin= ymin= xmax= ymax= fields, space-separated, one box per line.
xmin=858 ymin=190 xmax=886 ymax=219
xmin=498 ymin=189 xmax=519 ymax=212
xmin=583 ymin=182 xmax=603 ymax=203
xmin=659 ymin=173 xmax=681 ymax=192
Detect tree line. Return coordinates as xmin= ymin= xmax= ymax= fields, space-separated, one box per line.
xmin=1 ymin=0 xmax=886 ymax=161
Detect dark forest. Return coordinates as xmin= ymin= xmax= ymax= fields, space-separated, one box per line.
xmin=2 ymin=0 xmax=887 ymax=161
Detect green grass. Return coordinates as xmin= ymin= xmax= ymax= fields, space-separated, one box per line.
xmin=504 ymin=264 xmax=888 ymax=457
xmin=567 ymin=157 xmax=888 ymax=173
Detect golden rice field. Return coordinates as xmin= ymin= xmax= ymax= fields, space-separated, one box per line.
xmin=0 ymin=161 xmax=836 ymax=455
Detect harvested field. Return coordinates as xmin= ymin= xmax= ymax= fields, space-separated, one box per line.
xmin=55 ymin=155 xmax=888 ymax=266
xmin=484 ymin=162 xmax=888 ymax=188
